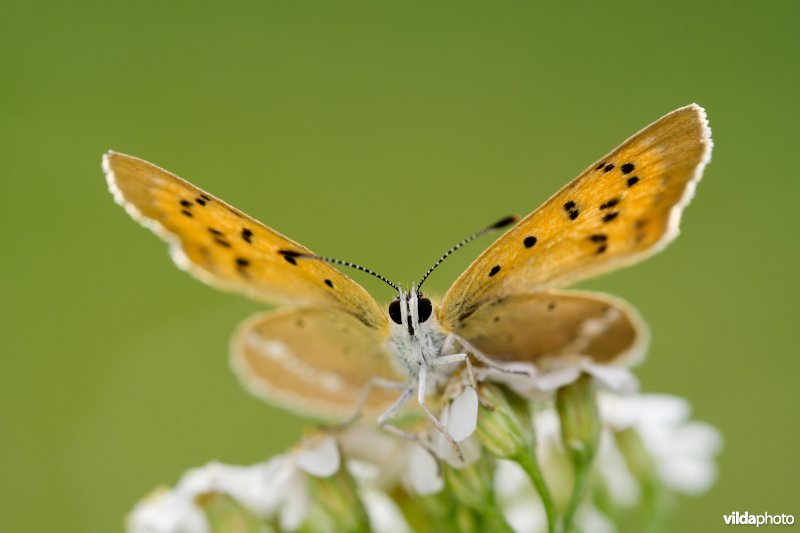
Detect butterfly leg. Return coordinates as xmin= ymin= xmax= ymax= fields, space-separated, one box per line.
xmin=430 ymin=353 xmax=496 ymax=409
xmin=431 ymin=353 xmax=477 ymax=389
xmin=416 ymin=365 xmax=465 ymax=462
xmin=444 ymin=333 xmax=535 ymax=377
xmin=375 ymin=384 xmax=440 ymax=457
xmin=336 ymin=377 xmax=409 ymax=428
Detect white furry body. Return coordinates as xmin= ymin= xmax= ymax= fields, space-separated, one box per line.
xmin=385 ymin=289 xmax=448 ymax=379
xmin=373 ymin=288 xmax=473 ymax=457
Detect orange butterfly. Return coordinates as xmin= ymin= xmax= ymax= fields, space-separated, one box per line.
xmin=105 ymin=104 xmax=711 ymax=452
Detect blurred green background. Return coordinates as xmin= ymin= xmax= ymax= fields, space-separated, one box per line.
xmin=2 ymin=1 xmax=798 ymax=531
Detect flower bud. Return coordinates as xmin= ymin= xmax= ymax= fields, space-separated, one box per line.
xmin=309 ymin=467 xmax=371 ymax=532
xmin=476 ymin=384 xmax=528 ymax=459
xmin=556 ymin=374 xmax=601 ymax=465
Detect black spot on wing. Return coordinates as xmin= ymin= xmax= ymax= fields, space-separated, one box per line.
xmin=595 ymin=244 xmax=608 ymax=254
xmin=627 ymin=176 xmax=640 ymax=187
xmin=214 ymin=238 xmax=231 ymax=248
xmin=602 ymin=212 xmax=619 ymax=223
xmin=236 ymin=257 xmax=250 ymax=267
xmin=603 ymin=163 xmax=615 ymax=173
xmin=621 ymin=163 xmax=635 ymax=174
xmin=208 ymin=228 xmax=224 ymax=236
xmin=489 ymin=265 xmax=501 ymax=277
xmin=181 ymin=209 xmax=193 ymax=218
xmin=564 ymin=200 xmax=579 ymax=220
xmin=324 ymin=279 xmax=333 ymax=288
xmin=595 ymin=162 xmax=606 ymax=170
xmin=599 ymin=198 xmax=620 ymax=210
xmin=180 ymin=200 xmax=192 ymax=208
xmin=588 ymin=234 xmax=607 ymax=243
xmin=241 ymin=228 xmax=253 ymax=243
xmin=195 ymin=197 xmax=207 ymax=206
xmin=523 ymin=236 xmax=538 ymax=248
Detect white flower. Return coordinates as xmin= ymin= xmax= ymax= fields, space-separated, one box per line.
xmin=127 ymin=434 xmax=340 ymax=532
xmin=339 ymin=387 xmax=481 ymax=497
xmin=338 ymin=425 xmax=447 ymax=496
xmin=598 ymin=392 xmax=723 ymax=495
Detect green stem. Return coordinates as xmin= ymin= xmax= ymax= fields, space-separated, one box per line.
xmin=514 ymin=450 xmax=558 ymax=533
xmin=562 ymin=458 xmax=591 ymax=533
xmin=481 ymin=504 xmax=516 ymax=533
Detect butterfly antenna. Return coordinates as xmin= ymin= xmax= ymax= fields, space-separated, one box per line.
xmin=416 ymin=214 xmax=519 ymax=291
xmin=278 ymin=250 xmax=400 ymax=292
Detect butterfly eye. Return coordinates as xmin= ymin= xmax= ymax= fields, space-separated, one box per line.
xmin=418 ymin=297 xmax=433 ymax=323
xmin=388 ymin=300 xmax=402 ymax=324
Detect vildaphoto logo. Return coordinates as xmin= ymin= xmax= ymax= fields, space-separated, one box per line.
xmin=723 ymin=511 xmax=795 ymax=527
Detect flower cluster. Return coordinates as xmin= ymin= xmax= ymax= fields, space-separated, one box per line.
xmin=128 ymin=373 xmax=721 ymax=532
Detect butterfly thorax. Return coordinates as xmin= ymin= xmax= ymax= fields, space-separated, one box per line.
xmin=385 ymin=288 xmax=447 ymax=378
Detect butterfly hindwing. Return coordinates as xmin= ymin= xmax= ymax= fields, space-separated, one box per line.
xmin=440 ymin=105 xmax=711 ymax=328
xmin=231 ymin=307 xmax=404 ymax=419
xmin=104 ymin=151 xmax=386 ymax=328
xmin=452 ymin=290 xmax=648 ymax=367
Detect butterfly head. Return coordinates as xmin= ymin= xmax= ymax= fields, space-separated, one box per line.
xmin=388 ymin=286 xmax=434 ymax=337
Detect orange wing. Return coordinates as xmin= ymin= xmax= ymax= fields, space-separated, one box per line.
xmin=104 ymin=151 xmax=386 ymax=328
xmin=441 ymin=105 xmax=711 ymax=327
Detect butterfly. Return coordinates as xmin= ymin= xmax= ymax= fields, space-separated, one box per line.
xmin=104 ymin=104 xmax=711 ymax=450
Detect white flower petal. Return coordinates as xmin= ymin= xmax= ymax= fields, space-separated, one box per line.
xmin=504 ymin=501 xmax=548 ymax=533
xmin=596 ymin=432 xmax=640 ymax=507
xmin=257 ymin=455 xmax=296 ymax=513
xmin=296 ymin=435 xmax=340 ymax=477
xmin=532 ymin=408 xmax=562 ymax=456
xmin=446 ymin=387 xmax=479 ymax=442
xmin=362 ymin=490 xmax=411 ymax=533
xmin=577 ymin=505 xmax=616 ymax=533
xmin=658 ymin=453 xmax=719 ymax=494
xmin=655 ymin=422 xmax=722 ymax=494
xmin=599 ymin=392 xmax=690 ymax=430
xmin=494 ymin=459 xmax=529 ymax=496
xmin=407 ymin=444 xmax=443 ymax=495
xmin=599 ymin=393 xmax=722 ymax=496
xmin=531 ymin=365 xmax=581 ymax=391
xmin=346 ymin=458 xmax=382 ymax=482
xmin=582 ymin=362 xmax=638 ymax=393
xmin=279 ymin=471 xmax=310 ymax=531
xmin=127 ymin=487 xmax=209 ymax=533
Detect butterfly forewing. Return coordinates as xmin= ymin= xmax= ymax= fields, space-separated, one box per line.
xmin=453 ymin=290 xmax=648 ymax=367
xmin=104 ymin=152 xmax=386 ymax=328
xmin=440 ymin=105 xmax=711 ymax=328
xmin=232 ymin=307 xmax=404 ymax=419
